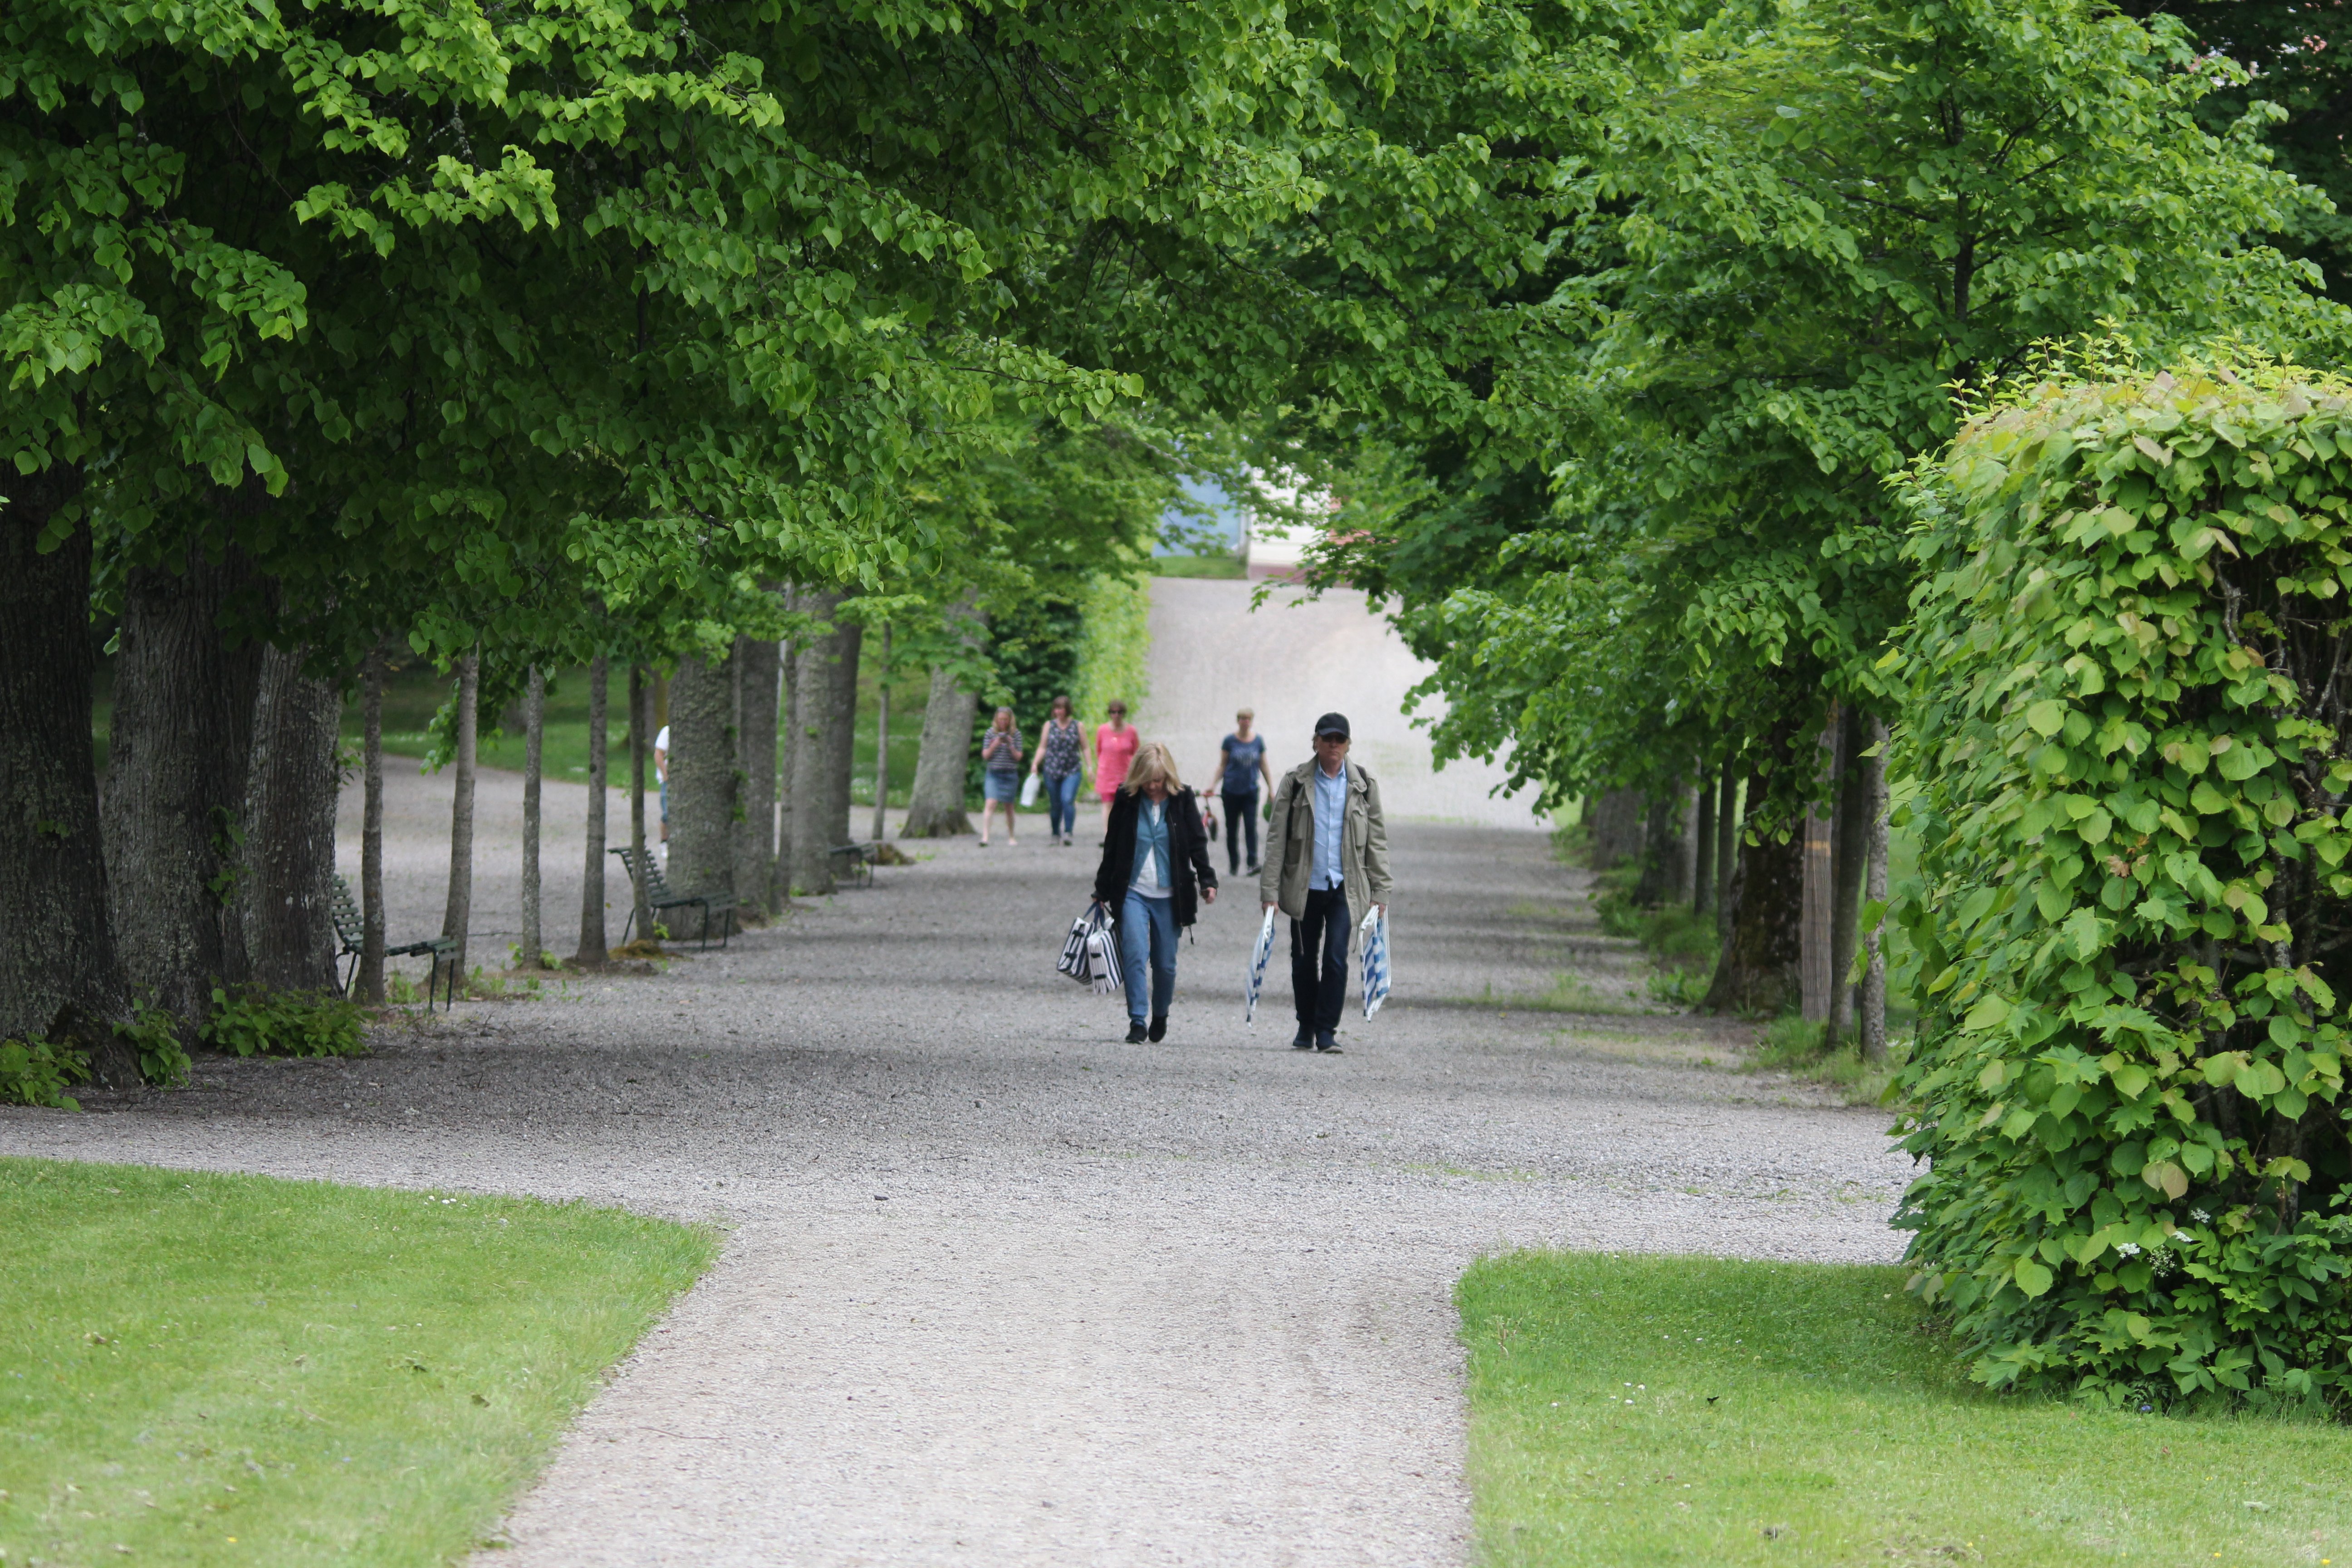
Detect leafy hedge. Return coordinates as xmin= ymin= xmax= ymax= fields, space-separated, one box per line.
xmin=1071 ymin=572 xmax=1152 ymax=731
xmin=1893 ymin=360 xmax=2352 ymax=1408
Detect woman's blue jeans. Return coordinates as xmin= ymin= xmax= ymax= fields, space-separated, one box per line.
xmin=1044 ymin=770 xmax=1080 ymax=837
xmin=1120 ymin=890 xmax=1178 ymax=1025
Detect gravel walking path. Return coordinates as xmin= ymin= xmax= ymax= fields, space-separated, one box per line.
xmin=3 ymin=808 xmax=1911 ymax=1565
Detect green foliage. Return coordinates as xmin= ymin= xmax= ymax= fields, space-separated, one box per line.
xmin=201 ymin=987 xmax=367 ymax=1060
xmin=1072 ymin=573 xmax=1153 ymax=731
xmin=118 ymin=999 xmax=191 ymax=1089
xmin=1459 ymin=1249 xmax=2352 ymax=1565
xmin=0 ymin=1157 xmax=715 ymax=1564
xmin=1892 ymin=355 xmax=2352 ymax=1406
xmin=0 ymin=1039 xmax=88 ymax=1110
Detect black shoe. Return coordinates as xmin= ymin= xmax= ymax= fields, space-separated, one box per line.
xmin=1247 ymin=862 xmax=1261 ymax=876
xmin=1125 ymin=1021 xmax=1149 ymax=1044
xmin=1148 ymin=1014 xmax=1167 ymax=1043
xmin=1291 ymin=1027 xmax=1314 ymax=1050
xmin=1315 ymin=1030 xmax=1342 ymax=1054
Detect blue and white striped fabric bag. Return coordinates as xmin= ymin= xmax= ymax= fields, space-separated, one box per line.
xmin=1244 ymin=908 xmax=1277 ymax=1025
xmin=1057 ymin=902 xmax=1123 ymax=996
xmin=1358 ymin=906 xmax=1391 ymax=1020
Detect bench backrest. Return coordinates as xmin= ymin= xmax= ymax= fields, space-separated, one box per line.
xmin=330 ymin=876 xmax=364 ymax=946
xmin=610 ymin=845 xmax=678 ymax=902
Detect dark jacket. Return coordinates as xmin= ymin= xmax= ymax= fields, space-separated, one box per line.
xmin=1092 ymin=786 xmax=1219 ymax=928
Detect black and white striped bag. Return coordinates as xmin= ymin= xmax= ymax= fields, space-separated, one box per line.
xmin=1057 ymin=901 xmax=1123 ymax=995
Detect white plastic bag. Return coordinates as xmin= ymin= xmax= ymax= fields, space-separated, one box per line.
xmin=1019 ymin=773 xmax=1042 ymax=809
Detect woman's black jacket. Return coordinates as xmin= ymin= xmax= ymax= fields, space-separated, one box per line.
xmin=1092 ymin=787 xmax=1219 ymax=928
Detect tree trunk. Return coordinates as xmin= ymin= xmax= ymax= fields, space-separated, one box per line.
xmin=1800 ymin=711 xmax=1837 ymax=1025
xmin=1702 ymin=786 xmax=1804 ymax=1018
xmin=1713 ymin=770 xmax=1740 ymax=945
xmin=734 ymin=634 xmax=781 ymax=915
xmin=241 ymin=643 xmax=342 ymax=994
xmin=573 ymin=655 xmax=609 ymax=967
xmin=1692 ymin=766 xmax=1716 ymax=916
xmin=1860 ymin=714 xmax=1891 ymax=1063
xmin=101 ymin=543 xmax=264 ymax=1029
xmin=789 ymin=591 xmax=861 ymax=887
xmin=1828 ymin=702 xmax=1870 ymax=1046
xmin=441 ymin=647 xmax=479 ymax=984
xmin=627 ymin=662 xmax=652 ymax=941
xmin=0 ymin=465 xmax=135 ymax=1083
xmin=778 ymin=601 xmax=800 ymax=891
xmin=519 ymin=663 xmax=545 ymax=968
xmin=1585 ymin=787 xmax=1645 ymax=871
xmin=870 ymin=625 xmax=892 ymax=843
xmin=359 ymin=648 xmax=387 ymax=1002
xmin=669 ymin=651 xmax=738 ymax=910
xmin=1633 ymin=786 xmax=1693 ymax=907
xmin=902 ymin=663 xmax=978 ymax=838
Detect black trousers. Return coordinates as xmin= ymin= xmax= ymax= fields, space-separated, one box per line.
xmin=1222 ymin=790 xmax=1260 ymax=873
xmin=1291 ymin=885 xmax=1351 ymax=1032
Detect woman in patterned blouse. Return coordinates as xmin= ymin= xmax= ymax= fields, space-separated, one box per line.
xmin=1030 ymin=694 xmax=1087 ymax=847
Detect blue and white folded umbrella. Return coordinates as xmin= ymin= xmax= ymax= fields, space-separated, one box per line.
xmin=1358 ymin=906 xmax=1391 ymax=1020
xmin=1244 ymin=908 xmax=1276 ymax=1025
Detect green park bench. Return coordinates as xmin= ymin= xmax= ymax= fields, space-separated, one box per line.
xmin=828 ymin=842 xmax=874 ymax=890
xmin=331 ymin=876 xmax=461 ymax=1012
xmin=609 ymin=846 xmax=735 ymax=949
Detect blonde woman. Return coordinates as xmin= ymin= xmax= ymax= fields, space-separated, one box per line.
xmin=1089 ymin=742 xmax=1219 ymax=1044
xmin=978 ymin=706 xmax=1023 ymax=846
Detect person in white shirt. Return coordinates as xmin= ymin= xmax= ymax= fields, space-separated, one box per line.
xmin=653 ymin=723 xmax=671 ymax=846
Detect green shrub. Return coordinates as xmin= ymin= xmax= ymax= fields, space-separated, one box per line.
xmin=201 ymin=985 xmax=368 ymax=1058
xmin=1893 ymin=357 xmax=2352 ymax=1409
xmin=0 ymin=1039 xmax=88 ymax=1109
xmin=117 ymin=999 xmax=191 ymax=1088
xmin=1071 ymin=571 xmax=1151 ymax=729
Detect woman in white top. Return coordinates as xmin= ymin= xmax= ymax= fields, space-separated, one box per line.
xmin=1088 ymin=743 xmax=1218 ymax=1044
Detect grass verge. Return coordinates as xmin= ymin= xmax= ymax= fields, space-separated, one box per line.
xmin=1 ymin=1156 xmax=716 ymax=1565
xmin=1461 ymin=1250 xmax=2352 ymax=1566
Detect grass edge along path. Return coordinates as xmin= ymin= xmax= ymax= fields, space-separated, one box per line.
xmin=1 ymin=1156 xmax=718 ymax=1566
xmin=1460 ymin=1250 xmax=2352 ymax=1566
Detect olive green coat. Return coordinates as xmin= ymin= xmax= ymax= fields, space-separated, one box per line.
xmin=1257 ymin=758 xmax=1392 ymax=919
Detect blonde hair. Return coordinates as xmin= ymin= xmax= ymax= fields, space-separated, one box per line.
xmin=1122 ymin=741 xmax=1182 ymax=796
xmin=1235 ymin=707 xmax=1254 ymax=721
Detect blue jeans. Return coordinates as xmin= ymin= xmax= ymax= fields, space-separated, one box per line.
xmin=1120 ymin=890 xmax=1178 ymax=1025
xmin=1045 ymin=771 xmax=1080 ymax=837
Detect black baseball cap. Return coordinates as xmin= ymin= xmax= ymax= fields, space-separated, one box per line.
xmin=1314 ymin=712 xmax=1350 ymax=740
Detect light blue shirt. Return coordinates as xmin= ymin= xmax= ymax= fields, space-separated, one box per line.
xmin=1311 ymin=764 xmax=1347 ymax=891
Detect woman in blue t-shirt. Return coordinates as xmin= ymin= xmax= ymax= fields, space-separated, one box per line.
xmin=1214 ymin=709 xmax=1274 ymax=875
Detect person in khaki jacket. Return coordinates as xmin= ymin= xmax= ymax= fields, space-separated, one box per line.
xmin=1259 ymin=712 xmax=1392 ymax=1053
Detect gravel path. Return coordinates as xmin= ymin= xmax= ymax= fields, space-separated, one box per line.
xmin=2 ymin=810 xmax=1911 ymax=1564
xmin=1141 ymin=578 xmax=1545 ymax=828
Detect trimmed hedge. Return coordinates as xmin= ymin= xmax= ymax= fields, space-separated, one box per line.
xmin=1893 ymin=360 xmax=2352 ymax=1408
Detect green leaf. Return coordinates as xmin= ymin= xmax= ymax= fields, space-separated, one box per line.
xmin=2026 ymin=699 xmax=2067 ymax=737
xmin=2013 ymin=1259 xmax=2055 ymax=1298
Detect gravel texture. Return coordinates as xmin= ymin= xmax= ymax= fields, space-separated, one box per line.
xmin=2 ymin=811 xmax=1911 ymax=1565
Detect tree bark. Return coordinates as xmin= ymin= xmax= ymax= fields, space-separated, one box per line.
xmin=0 ymin=465 xmax=136 ymax=1082
xmin=1860 ymin=714 xmax=1891 ymax=1063
xmin=1585 ymin=787 xmax=1646 ymax=871
xmin=440 ymin=647 xmax=480 ymax=984
xmin=573 ymin=655 xmax=609 ymax=967
xmin=734 ymin=634 xmax=781 ymax=916
xmin=669 ymin=651 xmax=739 ymax=909
xmin=1714 ymin=770 xmax=1740 ymax=945
xmin=789 ymin=591 xmax=862 ymax=887
xmin=241 ymin=643 xmax=342 ymax=994
xmin=1633 ymin=784 xmax=1695 ymax=907
xmin=1800 ymin=711 xmax=1837 ymax=1025
xmin=870 ymin=625 xmax=892 ymax=843
xmin=778 ymin=599 xmax=800 ymax=889
xmin=519 ymin=663 xmax=545 ymax=968
xmin=1702 ymin=786 xmax=1804 ymax=1018
xmin=1692 ymin=765 xmax=1716 ymax=917
xmin=358 ymin=647 xmax=387 ymax=1002
xmin=902 ymin=664 xmax=978 ymax=838
xmin=1828 ymin=702 xmax=1870 ymax=1046
xmin=101 ymin=542 xmax=264 ymax=1029
xmin=627 ymin=662 xmax=652 ymax=941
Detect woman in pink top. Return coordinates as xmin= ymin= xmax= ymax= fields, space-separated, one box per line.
xmin=1092 ymin=701 xmax=1139 ymax=837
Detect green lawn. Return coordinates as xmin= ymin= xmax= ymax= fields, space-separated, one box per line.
xmin=1460 ymin=1250 xmax=2352 ymax=1567
xmin=0 ymin=1156 xmax=715 ymax=1566
xmin=1150 ymin=554 xmax=1249 ymax=578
